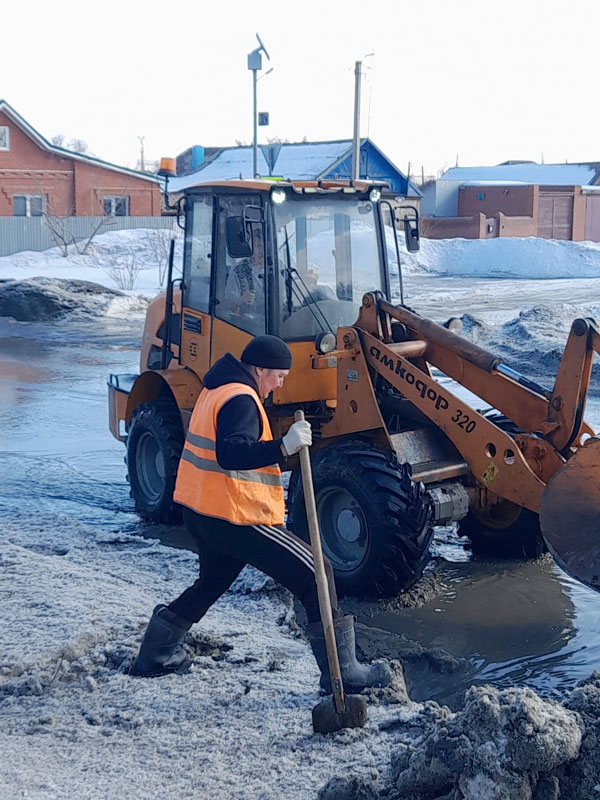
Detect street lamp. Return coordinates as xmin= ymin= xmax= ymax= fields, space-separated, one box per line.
xmin=247 ymin=33 xmax=270 ymax=179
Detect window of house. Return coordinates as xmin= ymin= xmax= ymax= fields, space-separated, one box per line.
xmin=0 ymin=126 xmax=9 ymax=151
xmin=13 ymin=195 xmax=46 ymax=217
xmin=103 ymin=195 xmax=129 ymax=216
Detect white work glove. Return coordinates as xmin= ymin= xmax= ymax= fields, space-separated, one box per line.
xmin=282 ymin=420 xmax=312 ymax=456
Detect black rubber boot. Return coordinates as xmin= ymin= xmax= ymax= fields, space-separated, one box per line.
xmin=130 ymin=605 xmax=192 ymax=677
xmin=307 ymin=615 xmax=392 ymax=694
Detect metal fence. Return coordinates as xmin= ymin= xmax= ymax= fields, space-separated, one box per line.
xmin=0 ymin=216 xmax=177 ymax=257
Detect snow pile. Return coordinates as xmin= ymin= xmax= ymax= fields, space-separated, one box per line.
xmin=451 ymin=304 xmax=600 ymax=383
xmin=558 ymin=672 xmax=600 ymax=797
xmin=0 ymin=227 xmax=183 ymax=297
xmin=390 ymin=686 xmax=581 ymax=799
xmin=0 ymin=277 xmax=134 ymax=322
xmin=404 ymin=236 xmax=600 ymax=279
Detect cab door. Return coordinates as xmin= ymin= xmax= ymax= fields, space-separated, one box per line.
xmin=210 ymin=193 xmax=267 ymax=365
xmin=180 ymin=194 xmax=214 ymax=379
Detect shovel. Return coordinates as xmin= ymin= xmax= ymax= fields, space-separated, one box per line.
xmin=295 ymin=410 xmax=367 ymax=734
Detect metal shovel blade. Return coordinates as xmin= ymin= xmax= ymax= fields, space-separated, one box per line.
xmin=312 ymin=693 xmax=367 ymax=735
xmin=540 ymin=438 xmax=600 ymax=592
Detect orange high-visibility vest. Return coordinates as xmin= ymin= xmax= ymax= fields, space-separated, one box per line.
xmin=174 ymin=382 xmax=284 ymax=526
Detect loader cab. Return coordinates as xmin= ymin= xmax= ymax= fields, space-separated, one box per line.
xmin=177 ymin=180 xmax=408 ymax=389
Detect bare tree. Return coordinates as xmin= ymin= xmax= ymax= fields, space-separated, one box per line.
xmin=32 ymin=174 xmax=114 ymax=257
xmin=142 ymin=225 xmax=182 ymax=286
xmin=43 ymin=213 xmax=114 ymax=256
xmin=107 ymin=251 xmax=141 ymax=291
xmin=49 ymin=134 xmax=92 ymax=155
xmin=67 ymin=138 xmax=92 ymax=155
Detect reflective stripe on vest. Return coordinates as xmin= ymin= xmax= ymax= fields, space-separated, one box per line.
xmin=173 ymin=382 xmax=285 ymax=526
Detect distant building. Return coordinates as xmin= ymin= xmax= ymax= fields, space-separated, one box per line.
xmin=170 ymin=139 xmax=421 ymax=200
xmin=421 ymin=162 xmax=600 ymax=241
xmin=0 ymin=100 xmax=162 ymax=217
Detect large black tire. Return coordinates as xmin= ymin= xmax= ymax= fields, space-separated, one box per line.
xmin=287 ymin=441 xmax=433 ymax=598
xmin=458 ymin=410 xmax=546 ymax=558
xmin=126 ymin=399 xmax=184 ymax=523
xmin=459 ymin=502 xmax=544 ymax=558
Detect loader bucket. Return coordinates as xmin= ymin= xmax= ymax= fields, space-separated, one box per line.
xmin=540 ymin=438 xmax=600 ymax=592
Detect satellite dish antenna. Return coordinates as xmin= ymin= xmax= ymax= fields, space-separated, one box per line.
xmin=256 ymin=33 xmax=270 ymax=60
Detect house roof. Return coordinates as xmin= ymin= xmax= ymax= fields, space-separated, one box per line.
xmin=0 ymin=100 xmax=159 ymax=184
xmin=440 ymin=162 xmax=600 ymax=186
xmin=170 ymin=140 xmax=354 ymax=191
xmin=169 ymin=138 xmax=421 ymax=195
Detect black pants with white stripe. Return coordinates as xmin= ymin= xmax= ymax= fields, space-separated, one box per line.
xmin=168 ymin=508 xmax=341 ymax=625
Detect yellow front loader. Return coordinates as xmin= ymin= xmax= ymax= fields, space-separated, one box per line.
xmin=108 ymin=172 xmax=600 ymax=598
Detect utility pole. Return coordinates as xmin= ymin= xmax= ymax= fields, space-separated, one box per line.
xmin=351 ymin=61 xmax=362 ymax=181
xmin=248 ymin=34 xmax=270 ymax=179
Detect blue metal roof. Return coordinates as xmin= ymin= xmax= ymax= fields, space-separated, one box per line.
xmin=169 ymin=138 xmax=421 ymax=196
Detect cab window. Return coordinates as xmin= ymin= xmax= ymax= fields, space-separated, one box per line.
xmin=184 ymin=196 xmax=213 ymax=313
xmin=215 ymin=195 xmax=266 ymax=336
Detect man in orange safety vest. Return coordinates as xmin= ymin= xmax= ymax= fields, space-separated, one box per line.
xmin=131 ymin=335 xmax=390 ymax=695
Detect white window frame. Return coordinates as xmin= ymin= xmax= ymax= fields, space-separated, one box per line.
xmin=103 ymin=195 xmax=130 ymax=216
xmin=0 ymin=126 xmax=9 ymax=151
xmin=13 ymin=194 xmax=47 ymax=217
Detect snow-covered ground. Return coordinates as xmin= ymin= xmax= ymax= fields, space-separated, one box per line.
xmin=3 ymin=230 xmax=600 ymax=798
xmin=0 ymin=514 xmax=409 ymax=799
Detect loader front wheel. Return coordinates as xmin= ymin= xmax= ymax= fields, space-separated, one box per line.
xmin=127 ymin=400 xmax=184 ymax=523
xmin=287 ymin=441 xmax=433 ymax=598
xmin=459 ymin=501 xmax=544 ymax=558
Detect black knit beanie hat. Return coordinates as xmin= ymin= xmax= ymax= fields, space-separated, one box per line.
xmin=241 ymin=335 xmax=292 ymax=370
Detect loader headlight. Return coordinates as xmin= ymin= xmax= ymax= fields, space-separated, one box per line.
xmin=369 ymin=188 xmax=381 ymax=202
xmin=271 ymin=189 xmax=286 ymax=204
xmin=315 ymin=332 xmax=336 ymax=354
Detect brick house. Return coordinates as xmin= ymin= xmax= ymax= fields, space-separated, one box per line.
xmin=421 ymin=162 xmax=600 ymax=241
xmin=0 ymin=100 xmax=162 ymax=217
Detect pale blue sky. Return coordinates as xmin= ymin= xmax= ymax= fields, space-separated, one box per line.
xmin=3 ymin=0 xmax=599 ymax=176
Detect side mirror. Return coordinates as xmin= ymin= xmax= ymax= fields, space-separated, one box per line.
xmin=404 ymin=217 xmax=420 ymax=253
xmin=226 ymin=216 xmax=254 ymax=258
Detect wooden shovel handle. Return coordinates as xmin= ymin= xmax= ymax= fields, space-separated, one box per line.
xmin=295 ymin=410 xmax=345 ymax=711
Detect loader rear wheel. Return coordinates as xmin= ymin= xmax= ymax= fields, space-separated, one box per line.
xmin=287 ymin=441 xmax=433 ymax=598
xmin=459 ymin=501 xmax=544 ymax=558
xmin=127 ymin=399 xmax=184 ymax=523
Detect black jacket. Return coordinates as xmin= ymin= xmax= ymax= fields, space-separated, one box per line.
xmin=203 ymin=353 xmax=286 ymax=471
